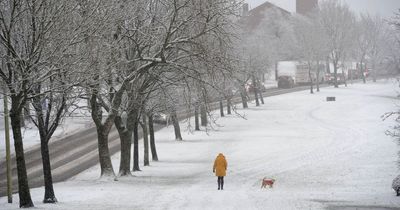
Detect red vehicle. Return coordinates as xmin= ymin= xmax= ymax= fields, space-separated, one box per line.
xmin=325 ymin=73 xmax=345 ymax=84
xmin=364 ymin=69 xmax=370 ymax=78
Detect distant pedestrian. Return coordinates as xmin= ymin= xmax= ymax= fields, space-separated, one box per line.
xmin=213 ymin=153 xmax=227 ymax=190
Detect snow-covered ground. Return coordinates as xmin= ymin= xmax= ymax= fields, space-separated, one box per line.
xmin=1 ymin=80 xmax=400 ymax=210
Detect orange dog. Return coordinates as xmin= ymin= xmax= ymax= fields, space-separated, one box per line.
xmin=261 ymin=178 xmax=275 ymax=189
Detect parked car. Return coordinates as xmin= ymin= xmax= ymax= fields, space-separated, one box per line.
xmin=277 ymin=76 xmax=294 ymax=88
xmin=245 ymin=82 xmax=267 ymax=93
xmin=152 ymin=113 xmax=169 ymax=125
xmin=326 ymin=73 xmax=345 ymax=85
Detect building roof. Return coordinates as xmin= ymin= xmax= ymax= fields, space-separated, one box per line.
xmin=242 ymin=1 xmax=291 ymax=32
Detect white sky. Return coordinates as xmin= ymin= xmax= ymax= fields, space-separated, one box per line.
xmin=245 ymin=0 xmax=400 ymax=18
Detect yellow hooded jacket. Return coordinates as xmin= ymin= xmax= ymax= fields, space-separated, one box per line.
xmin=213 ymin=153 xmax=227 ymax=177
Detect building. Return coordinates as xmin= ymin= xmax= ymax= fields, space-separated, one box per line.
xmin=296 ymin=0 xmax=318 ymax=15
xmin=239 ymin=2 xmax=292 ymax=81
xmin=240 ymin=1 xmax=290 ymax=32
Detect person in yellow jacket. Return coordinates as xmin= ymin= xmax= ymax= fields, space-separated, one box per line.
xmin=213 ymin=153 xmax=227 ymax=190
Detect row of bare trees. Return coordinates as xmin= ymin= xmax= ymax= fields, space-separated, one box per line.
xmin=0 ymin=0 xmax=86 ymax=206
xmin=292 ymin=1 xmax=398 ymax=92
xmin=2 ymin=0 xmax=399 ymax=208
xmin=0 ymin=0 xmax=246 ymax=208
xmin=238 ymin=0 xmax=399 ymax=96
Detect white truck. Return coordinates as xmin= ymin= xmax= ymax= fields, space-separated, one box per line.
xmin=277 ymin=61 xmax=324 ymax=87
xmin=294 ymin=63 xmax=312 ymax=85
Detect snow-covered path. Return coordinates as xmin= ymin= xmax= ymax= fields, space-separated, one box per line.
xmin=2 ymin=80 xmax=400 ymax=210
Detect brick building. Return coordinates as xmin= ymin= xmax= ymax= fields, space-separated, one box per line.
xmin=296 ymin=0 xmax=318 ymax=15
xmin=241 ymin=1 xmax=290 ymax=32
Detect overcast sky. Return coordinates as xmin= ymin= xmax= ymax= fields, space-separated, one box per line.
xmin=245 ymin=0 xmax=400 ymax=18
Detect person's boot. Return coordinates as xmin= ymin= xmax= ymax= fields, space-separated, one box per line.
xmin=217 ymin=179 xmax=220 ymax=190
xmin=221 ymin=180 xmax=224 ymax=190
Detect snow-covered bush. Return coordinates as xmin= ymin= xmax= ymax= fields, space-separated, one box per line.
xmin=392 ymin=175 xmax=400 ymax=196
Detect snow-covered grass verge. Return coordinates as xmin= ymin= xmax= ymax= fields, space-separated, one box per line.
xmin=1 ymin=80 xmax=400 ymax=210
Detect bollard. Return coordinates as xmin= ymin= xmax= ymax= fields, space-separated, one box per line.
xmin=326 ymin=97 xmax=336 ymax=101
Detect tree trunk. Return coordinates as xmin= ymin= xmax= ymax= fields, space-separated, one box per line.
xmin=372 ymin=61 xmax=377 ymax=82
xmin=148 ymin=114 xmax=158 ymax=161
xmin=32 ymin=94 xmax=58 ymax=203
xmin=200 ymin=104 xmax=207 ymax=126
xmin=333 ymin=59 xmax=339 ymax=88
xmin=132 ymin=119 xmax=140 ymax=171
xmin=219 ymin=100 xmax=224 ymax=117
xmin=262 ymin=73 xmax=265 ymax=83
xmin=240 ymin=91 xmax=248 ymax=109
xmin=10 ymin=104 xmax=34 ymax=208
xmin=24 ymin=103 xmax=30 ymax=124
xmin=20 ymin=112 xmax=25 ymax=128
xmin=349 ymin=63 xmax=354 ymax=84
xmin=227 ymin=98 xmax=231 ymax=114
xmin=3 ymin=87 xmax=12 ymax=204
xmin=124 ymin=108 xmax=140 ymax=172
xmin=316 ymin=63 xmax=320 ymax=92
xmin=114 ymin=116 xmax=131 ymax=176
xmin=359 ymin=61 xmax=366 ymax=84
xmin=252 ymin=76 xmax=260 ymax=106
xmin=258 ymin=91 xmax=264 ymax=104
xmin=90 ymin=86 xmax=120 ymax=178
xmin=326 ymin=57 xmax=331 ymax=74
xmin=171 ymin=109 xmax=182 ymax=140
xmin=194 ymin=104 xmax=200 ymax=130
xmin=142 ymin=116 xmax=150 ymax=166
xmin=40 ymin=138 xmax=57 ymax=203
xmin=308 ymin=63 xmax=314 ymax=94
xmin=257 ymin=77 xmax=264 ymax=104
xmin=96 ymin=126 xmax=115 ymax=176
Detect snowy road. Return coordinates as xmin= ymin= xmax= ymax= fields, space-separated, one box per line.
xmin=1 ymin=80 xmax=400 ymax=209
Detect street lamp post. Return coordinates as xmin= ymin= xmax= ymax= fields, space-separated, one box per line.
xmin=3 ymin=85 xmax=12 ymax=203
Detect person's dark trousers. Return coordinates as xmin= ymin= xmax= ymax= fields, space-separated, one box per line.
xmin=217 ymin=176 xmax=224 ymax=190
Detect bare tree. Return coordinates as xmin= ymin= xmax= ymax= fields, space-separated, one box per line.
xmin=354 ymin=14 xmax=375 ymax=83
xmin=318 ymin=0 xmax=355 ymax=88
xmin=365 ymin=15 xmax=387 ymax=82
xmin=29 ymin=76 xmax=73 ymax=203
xmin=385 ymin=28 xmax=400 ymax=74
xmin=235 ymin=5 xmax=293 ymax=106
xmin=112 ymin=0 xmax=240 ymax=173
xmin=0 ymin=0 xmax=79 ymax=207
xmin=0 ymin=0 xmax=35 ymax=197
xmin=292 ymin=13 xmax=328 ymax=93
